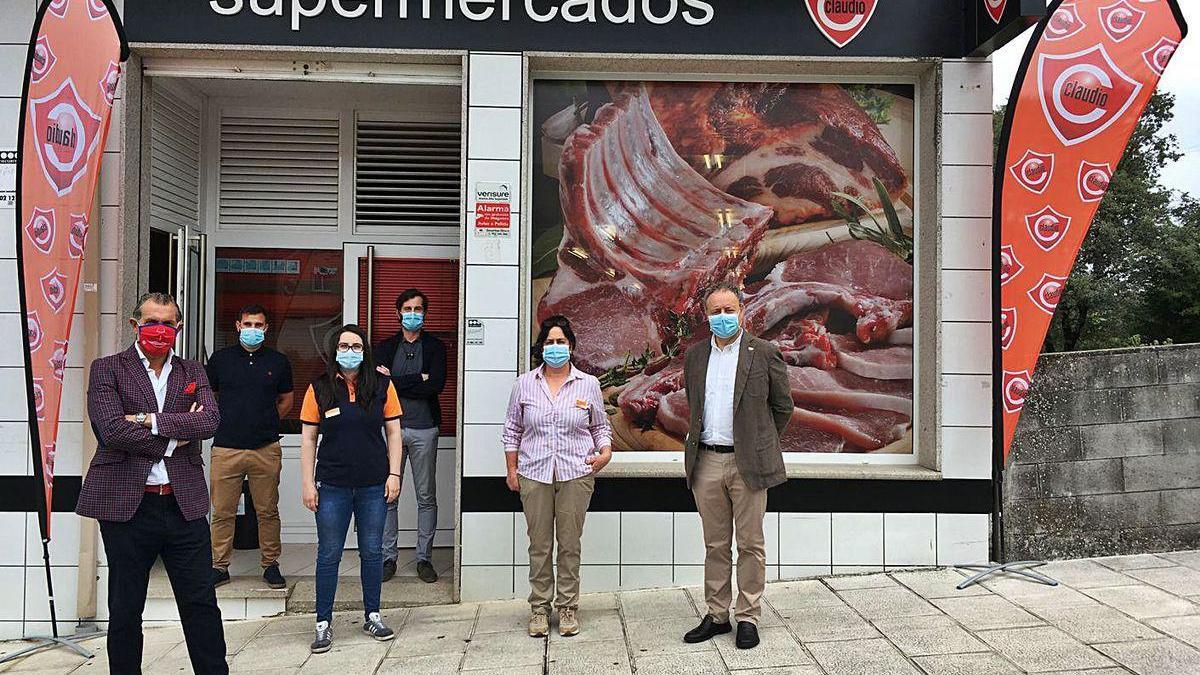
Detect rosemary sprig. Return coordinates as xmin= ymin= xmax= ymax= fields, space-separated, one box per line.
xmin=830 ymin=177 xmax=913 ymax=263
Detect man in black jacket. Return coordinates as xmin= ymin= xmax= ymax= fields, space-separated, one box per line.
xmin=375 ymin=288 xmax=447 ymax=583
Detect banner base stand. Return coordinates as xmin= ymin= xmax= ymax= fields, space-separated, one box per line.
xmin=955 ymin=560 xmax=1059 ymax=590
xmin=0 ymin=633 xmax=105 ymax=666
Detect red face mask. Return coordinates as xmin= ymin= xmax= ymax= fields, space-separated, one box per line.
xmin=137 ymin=323 xmax=178 ymax=357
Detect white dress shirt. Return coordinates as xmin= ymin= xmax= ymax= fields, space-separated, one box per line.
xmin=700 ymin=331 xmax=742 ymax=446
xmin=135 ymin=344 xmax=178 ymax=486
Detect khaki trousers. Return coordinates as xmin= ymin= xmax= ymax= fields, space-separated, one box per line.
xmin=518 ymin=474 xmax=595 ymax=611
xmin=692 ymin=450 xmax=768 ymax=624
xmin=210 ymin=442 xmax=283 ymax=571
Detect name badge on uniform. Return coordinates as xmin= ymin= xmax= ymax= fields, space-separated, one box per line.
xmin=324 ymin=407 xmax=341 ymax=418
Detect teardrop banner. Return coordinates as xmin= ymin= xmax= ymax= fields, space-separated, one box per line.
xmin=17 ymin=0 xmax=128 ymax=541
xmin=994 ymin=0 xmax=1187 ymax=465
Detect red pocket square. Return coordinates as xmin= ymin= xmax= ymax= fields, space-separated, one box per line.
xmin=183 ymin=381 xmax=197 ymax=395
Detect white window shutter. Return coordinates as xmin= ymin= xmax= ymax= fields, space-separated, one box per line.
xmin=149 ymin=86 xmax=201 ymax=231
xmin=354 ymin=118 xmax=462 ymax=230
xmin=218 ymin=114 xmax=340 ymax=229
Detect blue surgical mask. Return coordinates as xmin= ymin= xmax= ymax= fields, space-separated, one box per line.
xmin=542 ymin=344 xmax=571 ymax=368
xmin=239 ymin=327 xmax=265 ymax=348
xmin=336 ymin=350 xmax=363 ymax=371
xmin=401 ymin=311 xmax=424 ymax=332
xmin=708 ymin=312 xmax=740 ymax=339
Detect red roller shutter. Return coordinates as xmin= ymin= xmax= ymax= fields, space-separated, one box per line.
xmin=359 ymin=257 xmax=460 ymax=437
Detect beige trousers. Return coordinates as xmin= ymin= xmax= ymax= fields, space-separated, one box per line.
xmin=210 ymin=442 xmax=283 ymax=571
xmin=691 ymin=450 xmax=768 ymax=624
xmin=518 ymin=474 xmax=595 ymax=611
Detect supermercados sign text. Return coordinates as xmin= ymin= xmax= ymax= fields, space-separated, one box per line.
xmin=209 ymin=0 xmax=716 ymax=30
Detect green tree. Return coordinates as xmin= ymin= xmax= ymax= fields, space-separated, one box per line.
xmin=995 ymin=92 xmax=1189 ymax=352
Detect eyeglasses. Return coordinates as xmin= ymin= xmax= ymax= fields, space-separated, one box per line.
xmin=336 ymin=343 xmax=364 ymax=353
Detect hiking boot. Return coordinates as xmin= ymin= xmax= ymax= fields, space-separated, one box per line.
xmin=310 ymin=621 xmax=332 ymax=653
xmin=416 ymin=560 xmax=439 ymax=583
xmin=362 ymin=612 xmax=395 ymax=641
xmin=263 ymin=563 xmax=286 ymax=589
xmin=528 ymin=609 xmax=550 ymax=637
xmin=558 ymin=607 xmax=580 ymax=637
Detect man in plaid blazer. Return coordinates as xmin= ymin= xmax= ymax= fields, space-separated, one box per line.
xmin=77 ymin=293 xmax=226 ymax=674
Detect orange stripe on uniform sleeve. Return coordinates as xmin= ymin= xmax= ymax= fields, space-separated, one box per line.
xmin=299 ymin=385 xmax=321 ymax=424
xmin=384 ymin=382 xmax=403 ymax=419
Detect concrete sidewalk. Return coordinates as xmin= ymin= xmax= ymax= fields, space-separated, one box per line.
xmin=4 ymin=551 xmax=1200 ymax=674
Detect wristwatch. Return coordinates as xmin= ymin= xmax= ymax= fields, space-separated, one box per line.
xmin=135 ymin=412 xmax=148 ymax=426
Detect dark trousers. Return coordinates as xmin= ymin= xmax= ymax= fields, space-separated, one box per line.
xmin=99 ymin=493 xmax=228 ymax=675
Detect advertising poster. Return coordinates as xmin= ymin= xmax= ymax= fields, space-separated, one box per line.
xmin=530 ymin=80 xmax=916 ymax=454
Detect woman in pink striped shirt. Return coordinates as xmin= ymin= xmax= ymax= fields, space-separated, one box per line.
xmin=503 ymin=315 xmax=612 ymax=639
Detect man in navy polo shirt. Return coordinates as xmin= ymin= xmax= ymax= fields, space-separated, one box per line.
xmin=207 ymin=304 xmax=294 ymax=589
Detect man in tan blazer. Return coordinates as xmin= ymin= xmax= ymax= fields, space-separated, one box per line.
xmin=681 ymin=283 xmax=793 ymax=650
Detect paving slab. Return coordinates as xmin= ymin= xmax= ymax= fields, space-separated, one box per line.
xmin=710 ymin=626 xmax=812 ymax=671
xmin=932 ymin=595 xmax=1044 ymax=631
xmin=837 ymin=586 xmax=942 ymax=620
xmin=297 ymin=641 xmax=389 ymax=674
xmin=619 ymin=588 xmax=698 ymax=621
xmin=385 ymin=618 xmax=474 ymax=659
xmin=460 ymin=630 xmax=547 ymax=671
xmin=806 ymin=637 xmax=921 ymax=675
xmin=546 ymin=637 xmax=631 ymax=675
xmin=777 ymin=601 xmax=881 ymax=643
xmin=374 ymin=653 xmax=463 ymax=675
xmin=871 ymin=614 xmax=990 ymax=657
xmin=1159 ymin=550 xmax=1200 ymax=570
xmin=631 ymin=650 xmax=727 ymax=675
xmin=763 ymin=579 xmax=846 ymax=609
xmin=1095 ymin=638 xmax=1200 ymax=675
xmin=891 ymin=568 xmax=989 ymax=599
xmin=474 ymin=599 xmax=534 ymax=634
xmin=911 ymin=651 xmax=1023 ymax=675
xmin=1123 ymin=565 xmax=1200 ymax=597
xmin=975 ymin=625 xmax=1117 ymax=672
xmin=1037 ymin=560 xmax=1139 ymax=589
xmin=228 ymin=632 xmax=314 ymax=671
xmin=1081 ymin=585 xmax=1199 ymax=620
xmin=824 ymin=573 xmax=896 ymax=591
xmin=1035 ymin=604 xmax=1162 ymax=644
xmin=1093 ymin=554 xmax=1177 ymax=571
xmin=624 ymin=616 xmax=717 ymax=658
xmin=547 ymin=609 xmax=626 ymax=643
xmin=1148 ymin=615 xmax=1200 ymax=651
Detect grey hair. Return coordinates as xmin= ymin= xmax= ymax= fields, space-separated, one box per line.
xmin=132 ymin=292 xmax=182 ymax=322
xmin=702 ymin=281 xmax=744 ymax=307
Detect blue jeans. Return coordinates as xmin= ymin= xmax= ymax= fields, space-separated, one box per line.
xmin=314 ymin=482 xmax=386 ymax=623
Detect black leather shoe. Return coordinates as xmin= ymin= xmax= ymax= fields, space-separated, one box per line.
xmin=683 ymin=615 xmax=732 ymax=643
xmin=416 ymin=560 xmax=439 ymax=583
xmin=736 ymin=621 xmax=759 ymax=649
xmin=212 ymin=568 xmax=230 ymax=588
xmin=382 ymin=559 xmax=397 ymax=582
xmin=263 ymin=563 xmax=287 ymax=589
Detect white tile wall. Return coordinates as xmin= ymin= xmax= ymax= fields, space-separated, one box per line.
xmin=0 ymin=422 xmax=29 ymax=476
xmin=461 ymin=512 xmax=515 ymax=565
xmin=936 ymin=514 xmax=990 ymax=565
xmin=0 ymin=567 xmax=25 ymax=621
xmin=466 ymin=107 xmax=522 ymax=160
xmin=940 ymin=426 xmax=993 ymax=480
xmin=941 ymin=60 xmax=993 ymax=114
xmin=779 ymin=513 xmax=832 ymax=565
xmin=672 ymin=512 xmax=705 ymax=566
xmin=463 ymin=370 xmax=517 ymax=425
xmin=941 ymin=114 xmax=994 ymax=166
xmin=884 ymin=513 xmax=937 ymax=566
xmin=581 ymin=512 xmax=620 ymax=565
xmin=779 ymin=565 xmax=832 ymax=580
xmin=941 ymin=165 xmax=993 ymax=218
xmin=0 ymin=44 xmax=25 ymax=95
xmin=831 ymin=513 xmax=883 ymax=566
xmin=940 ymin=322 xmax=991 ymax=374
xmin=579 ymin=565 xmax=620 ymax=594
xmin=462 ymin=423 xmax=507 ymax=477
xmin=620 ymin=565 xmax=673 ymax=590
xmin=941 ymin=375 xmax=992 ymax=427
xmin=672 ymin=564 xmax=704 ymax=587
xmin=468 ymin=53 xmax=523 ymax=108
xmin=941 ymin=218 xmax=991 ymax=269
xmin=464 ymin=265 xmax=520 ymax=318
xmin=462 ymin=565 xmax=515 ymax=602
xmin=940 ymin=270 xmax=991 ymax=322
xmin=0 ymin=0 xmax=36 ymax=43
xmin=464 ymin=318 xmax=518 ymax=371
xmin=620 ymin=512 xmax=672 ymax=565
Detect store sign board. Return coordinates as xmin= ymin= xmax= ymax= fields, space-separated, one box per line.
xmin=474 ymin=181 xmax=512 ymax=239
xmin=123 ymin=0 xmax=1041 ymax=58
